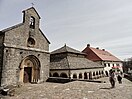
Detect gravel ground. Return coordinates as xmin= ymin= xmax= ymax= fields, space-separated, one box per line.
xmin=1 ymin=77 xmax=132 ymax=99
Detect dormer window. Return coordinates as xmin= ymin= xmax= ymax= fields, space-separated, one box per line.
xmin=27 ymin=37 xmax=35 ymax=47
xmin=29 ymin=16 xmax=35 ymax=29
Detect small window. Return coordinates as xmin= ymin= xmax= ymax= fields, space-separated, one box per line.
xmin=29 ymin=16 xmax=35 ymax=29
xmin=104 ymin=63 xmax=106 ymax=67
xmin=27 ymin=37 xmax=35 ymax=47
xmin=116 ymin=64 xmax=119 ymax=66
xmin=108 ymin=63 xmax=110 ymax=67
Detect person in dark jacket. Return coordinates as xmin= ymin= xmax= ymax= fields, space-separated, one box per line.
xmin=117 ymin=71 xmax=123 ymax=84
xmin=109 ymin=69 xmax=116 ymax=88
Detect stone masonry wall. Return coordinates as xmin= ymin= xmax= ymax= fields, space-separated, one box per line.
xmin=1 ymin=7 xmax=50 ymax=86
xmin=1 ymin=47 xmax=50 ymax=86
xmin=0 ymin=34 xmax=4 ymax=85
xmin=4 ymin=8 xmax=49 ymax=51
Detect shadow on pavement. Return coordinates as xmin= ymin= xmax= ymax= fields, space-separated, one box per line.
xmin=99 ymin=87 xmax=112 ymax=90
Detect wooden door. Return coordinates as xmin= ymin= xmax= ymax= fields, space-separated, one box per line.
xmin=23 ymin=67 xmax=32 ymax=83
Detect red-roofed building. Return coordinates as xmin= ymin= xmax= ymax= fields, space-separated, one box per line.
xmin=82 ymin=44 xmax=123 ymax=76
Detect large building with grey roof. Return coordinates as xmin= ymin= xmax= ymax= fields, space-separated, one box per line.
xmin=50 ymin=45 xmax=104 ymax=80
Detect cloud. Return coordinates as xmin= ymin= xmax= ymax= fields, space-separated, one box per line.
xmin=0 ymin=0 xmax=132 ymax=60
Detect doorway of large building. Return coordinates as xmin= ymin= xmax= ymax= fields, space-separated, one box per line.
xmin=23 ymin=67 xmax=32 ymax=83
xmin=19 ymin=55 xmax=40 ymax=83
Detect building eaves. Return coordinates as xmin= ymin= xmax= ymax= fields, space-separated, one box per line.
xmin=0 ymin=23 xmax=23 ymax=33
xmin=90 ymin=47 xmax=122 ymax=62
xmin=39 ymin=29 xmax=50 ymax=44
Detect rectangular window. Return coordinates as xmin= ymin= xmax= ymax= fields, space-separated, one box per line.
xmin=116 ymin=64 xmax=119 ymax=66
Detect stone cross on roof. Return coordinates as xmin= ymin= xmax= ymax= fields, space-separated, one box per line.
xmin=31 ymin=3 xmax=34 ymax=7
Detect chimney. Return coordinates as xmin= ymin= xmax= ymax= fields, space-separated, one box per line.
xmin=87 ymin=44 xmax=90 ymax=47
xmin=102 ymin=49 xmax=105 ymax=51
xmin=96 ymin=47 xmax=99 ymax=49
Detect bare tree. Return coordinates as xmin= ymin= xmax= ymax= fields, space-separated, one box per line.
xmin=123 ymin=57 xmax=132 ymax=74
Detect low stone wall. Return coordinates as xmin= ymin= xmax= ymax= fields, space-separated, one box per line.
xmin=46 ymin=77 xmax=106 ymax=83
xmin=46 ymin=77 xmax=73 ymax=83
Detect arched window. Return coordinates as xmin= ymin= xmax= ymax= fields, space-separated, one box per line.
xmin=60 ymin=73 xmax=68 ymax=78
xmin=29 ymin=16 xmax=35 ymax=29
xmin=53 ymin=72 xmax=59 ymax=77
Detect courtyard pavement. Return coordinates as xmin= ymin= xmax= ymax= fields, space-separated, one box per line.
xmin=1 ymin=77 xmax=132 ymax=99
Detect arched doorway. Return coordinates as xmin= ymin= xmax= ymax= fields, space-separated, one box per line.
xmin=89 ymin=72 xmax=92 ymax=79
xmin=53 ymin=72 xmax=59 ymax=77
xmin=84 ymin=72 xmax=88 ymax=79
xmin=93 ymin=72 xmax=95 ymax=76
xmin=49 ymin=73 xmax=52 ymax=77
xmin=73 ymin=73 xmax=77 ymax=79
xmin=79 ymin=73 xmax=82 ymax=79
xmin=102 ymin=71 xmax=104 ymax=77
xmin=19 ymin=55 xmax=40 ymax=83
xmin=96 ymin=71 xmax=99 ymax=78
xmin=60 ymin=73 xmax=68 ymax=78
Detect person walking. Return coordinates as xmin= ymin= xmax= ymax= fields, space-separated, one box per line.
xmin=117 ymin=71 xmax=123 ymax=84
xmin=109 ymin=69 xmax=116 ymax=88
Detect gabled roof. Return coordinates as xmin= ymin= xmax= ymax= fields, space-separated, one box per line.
xmin=22 ymin=7 xmax=41 ymax=19
xmin=51 ymin=44 xmax=85 ymax=55
xmin=83 ymin=45 xmax=122 ymax=62
xmin=67 ymin=56 xmax=104 ymax=69
xmin=90 ymin=47 xmax=121 ymax=61
xmin=50 ymin=44 xmax=104 ymax=70
xmin=0 ymin=23 xmax=23 ymax=33
xmin=39 ymin=29 xmax=50 ymax=44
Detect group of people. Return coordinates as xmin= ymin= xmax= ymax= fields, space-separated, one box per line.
xmin=109 ymin=69 xmax=123 ymax=88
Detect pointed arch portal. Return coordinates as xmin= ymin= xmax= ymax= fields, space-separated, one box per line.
xmin=19 ymin=55 xmax=40 ymax=83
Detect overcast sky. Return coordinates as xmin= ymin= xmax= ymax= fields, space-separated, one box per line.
xmin=0 ymin=0 xmax=132 ymax=60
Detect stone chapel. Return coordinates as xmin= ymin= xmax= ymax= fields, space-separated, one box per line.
xmin=0 ymin=7 xmax=50 ymax=86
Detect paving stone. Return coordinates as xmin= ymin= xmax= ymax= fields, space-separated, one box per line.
xmin=2 ymin=77 xmax=132 ymax=99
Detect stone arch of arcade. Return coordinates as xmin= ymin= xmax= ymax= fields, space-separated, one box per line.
xmin=60 ymin=72 xmax=68 ymax=78
xmin=50 ymin=70 xmax=105 ymax=80
xmin=19 ymin=55 xmax=41 ymax=83
xmin=51 ymin=72 xmax=68 ymax=78
xmin=70 ymin=70 xmax=104 ymax=80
